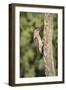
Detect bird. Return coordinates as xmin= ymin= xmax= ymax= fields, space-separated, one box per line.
xmin=33 ymin=27 xmax=43 ymax=54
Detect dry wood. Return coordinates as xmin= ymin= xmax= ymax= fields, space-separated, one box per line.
xmin=43 ymin=13 xmax=55 ymax=76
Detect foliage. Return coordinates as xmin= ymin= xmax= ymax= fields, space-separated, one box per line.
xmin=53 ymin=14 xmax=58 ymax=75
xmin=20 ymin=12 xmax=58 ymax=77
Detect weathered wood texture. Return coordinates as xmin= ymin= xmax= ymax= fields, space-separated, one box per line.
xmin=43 ymin=13 xmax=55 ymax=76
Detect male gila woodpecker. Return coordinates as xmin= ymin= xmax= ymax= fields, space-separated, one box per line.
xmin=33 ymin=28 xmax=43 ymax=54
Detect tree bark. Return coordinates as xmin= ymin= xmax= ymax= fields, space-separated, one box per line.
xmin=43 ymin=13 xmax=55 ymax=76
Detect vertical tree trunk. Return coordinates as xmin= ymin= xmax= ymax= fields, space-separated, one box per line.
xmin=43 ymin=13 xmax=55 ymax=76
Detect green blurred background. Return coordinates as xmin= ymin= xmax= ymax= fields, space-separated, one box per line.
xmin=20 ymin=12 xmax=58 ymax=77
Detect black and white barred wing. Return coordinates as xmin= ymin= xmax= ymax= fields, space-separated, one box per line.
xmin=34 ymin=37 xmax=42 ymax=54
xmin=34 ymin=37 xmax=39 ymax=51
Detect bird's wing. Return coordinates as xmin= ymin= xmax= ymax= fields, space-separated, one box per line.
xmin=34 ymin=37 xmax=39 ymax=49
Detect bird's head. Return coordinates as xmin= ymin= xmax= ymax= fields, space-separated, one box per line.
xmin=33 ymin=27 xmax=40 ymax=36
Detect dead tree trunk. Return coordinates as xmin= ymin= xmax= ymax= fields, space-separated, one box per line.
xmin=43 ymin=13 xmax=55 ymax=76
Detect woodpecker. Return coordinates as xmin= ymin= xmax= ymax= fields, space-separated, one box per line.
xmin=33 ymin=28 xmax=43 ymax=54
